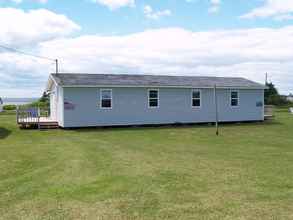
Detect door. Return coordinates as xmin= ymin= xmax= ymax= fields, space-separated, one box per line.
xmin=50 ymin=91 xmax=57 ymax=120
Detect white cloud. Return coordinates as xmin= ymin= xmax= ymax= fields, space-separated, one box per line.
xmin=10 ymin=0 xmax=23 ymax=3
xmin=0 ymin=52 xmax=53 ymax=97
xmin=186 ymin=0 xmax=221 ymax=13
xmin=241 ymin=0 xmax=293 ymax=20
xmin=274 ymin=14 xmax=293 ymax=21
xmin=0 ymin=7 xmax=80 ymax=97
xmin=1 ymin=26 xmax=293 ymax=97
xmin=143 ymin=5 xmax=172 ymax=20
xmin=208 ymin=0 xmax=221 ymax=13
xmin=91 ymin=0 xmax=135 ymax=10
xmin=39 ymin=27 xmax=293 ymax=94
xmin=0 ymin=8 xmax=80 ymax=47
xmin=8 ymin=0 xmax=47 ymax=3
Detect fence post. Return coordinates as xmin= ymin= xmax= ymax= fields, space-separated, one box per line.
xmin=214 ymin=84 xmax=219 ymax=136
xmin=38 ymin=107 xmax=40 ymax=130
xmin=16 ymin=105 xmax=19 ymax=124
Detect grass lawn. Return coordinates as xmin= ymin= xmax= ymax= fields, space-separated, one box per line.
xmin=1 ymin=109 xmax=293 ymax=219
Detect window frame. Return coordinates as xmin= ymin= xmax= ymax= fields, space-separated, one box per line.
xmin=100 ymin=89 xmax=113 ymax=109
xmin=148 ymin=89 xmax=159 ymax=108
xmin=191 ymin=89 xmax=201 ymax=108
xmin=230 ymin=90 xmax=239 ymax=107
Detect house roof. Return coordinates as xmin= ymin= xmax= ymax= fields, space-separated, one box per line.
xmin=48 ymin=73 xmax=266 ymax=90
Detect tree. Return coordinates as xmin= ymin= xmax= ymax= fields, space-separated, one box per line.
xmin=265 ymin=82 xmax=289 ymax=106
xmin=28 ymin=92 xmax=50 ymax=108
xmin=264 ymin=82 xmax=278 ymax=104
xmin=39 ymin=92 xmax=49 ymax=103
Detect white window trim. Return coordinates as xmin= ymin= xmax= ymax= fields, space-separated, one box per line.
xmin=191 ymin=89 xmax=201 ymax=108
xmin=148 ymin=89 xmax=159 ymax=108
xmin=230 ymin=90 xmax=240 ymax=108
xmin=100 ymin=89 xmax=113 ymax=109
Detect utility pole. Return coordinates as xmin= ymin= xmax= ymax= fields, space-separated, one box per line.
xmin=214 ymin=84 xmax=219 ymax=136
xmin=55 ymin=59 xmax=59 ymax=74
xmin=265 ymin=72 xmax=268 ymax=85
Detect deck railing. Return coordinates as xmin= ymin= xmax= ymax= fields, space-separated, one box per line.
xmin=16 ymin=106 xmax=50 ymax=125
xmin=264 ymin=105 xmax=274 ymax=119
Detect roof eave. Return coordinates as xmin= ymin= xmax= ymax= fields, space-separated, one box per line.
xmin=45 ymin=74 xmax=58 ymax=92
xmin=59 ymin=84 xmax=267 ymax=89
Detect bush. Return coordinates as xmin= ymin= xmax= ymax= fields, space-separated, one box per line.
xmin=3 ymin=105 xmax=17 ymax=111
xmin=26 ymin=100 xmax=49 ymax=109
xmin=265 ymin=82 xmax=290 ymax=106
xmin=267 ymin=95 xmax=290 ymax=106
xmin=25 ymin=92 xmax=50 ymax=109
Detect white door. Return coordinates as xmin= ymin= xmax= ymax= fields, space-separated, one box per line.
xmin=50 ymin=92 xmax=57 ymax=120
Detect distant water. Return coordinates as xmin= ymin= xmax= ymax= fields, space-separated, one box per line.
xmin=2 ymin=98 xmax=38 ymax=106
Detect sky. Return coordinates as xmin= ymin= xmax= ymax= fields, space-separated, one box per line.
xmin=0 ymin=0 xmax=293 ymax=97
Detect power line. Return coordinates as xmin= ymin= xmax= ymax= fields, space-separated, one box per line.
xmin=0 ymin=44 xmax=59 ymax=74
xmin=0 ymin=44 xmax=55 ymax=61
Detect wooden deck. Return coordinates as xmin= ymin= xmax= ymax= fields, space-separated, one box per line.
xmin=18 ymin=117 xmax=59 ymax=129
xmin=18 ymin=117 xmax=56 ymax=124
xmin=264 ymin=105 xmax=274 ymax=120
xmin=17 ymin=107 xmax=58 ymax=129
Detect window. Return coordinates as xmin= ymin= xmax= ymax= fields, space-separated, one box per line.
xmin=100 ymin=89 xmax=112 ymax=109
xmin=231 ymin=91 xmax=239 ymax=107
xmin=192 ymin=90 xmax=201 ymax=107
xmin=148 ymin=89 xmax=159 ymax=108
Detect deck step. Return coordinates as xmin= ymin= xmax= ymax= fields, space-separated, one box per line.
xmin=39 ymin=122 xmax=59 ymax=129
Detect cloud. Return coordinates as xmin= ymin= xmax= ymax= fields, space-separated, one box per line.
xmin=39 ymin=27 xmax=293 ymax=94
xmin=186 ymin=0 xmax=221 ymax=13
xmin=0 ymin=8 xmax=80 ymax=47
xmin=1 ymin=26 xmax=293 ymax=97
xmin=9 ymin=0 xmax=23 ymax=3
xmin=208 ymin=0 xmax=221 ymax=13
xmin=241 ymin=0 xmax=293 ymax=20
xmin=8 ymin=0 xmax=47 ymax=3
xmin=143 ymin=5 xmax=172 ymax=20
xmin=0 ymin=51 xmax=55 ymax=97
xmin=0 ymin=7 xmax=79 ymax=97
xmin=91 ymin=0 xmax=135 ymax=10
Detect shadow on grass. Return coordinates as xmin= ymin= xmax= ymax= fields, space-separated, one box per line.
xmin=0 ymin=127 xmax=11 ymax=139
xmin=70 ymin=119 xmax=282 ymax=133
xmin=220 ymin=119 xmax=282 ymax=127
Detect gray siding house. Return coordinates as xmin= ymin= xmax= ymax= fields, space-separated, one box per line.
xmin=46 ymin=73 xmax=266 ymax=128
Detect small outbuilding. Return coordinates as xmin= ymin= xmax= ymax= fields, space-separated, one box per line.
xmin=287 ymin=95 xmax=293 ymax=103
xmin=0 ymin=98 xmax=3 ymax=112
xmin=46 ymin=73 xmax=266 ymax=128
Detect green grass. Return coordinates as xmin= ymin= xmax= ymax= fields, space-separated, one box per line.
xmin=1 ymin=109 xmax=293 ymax=219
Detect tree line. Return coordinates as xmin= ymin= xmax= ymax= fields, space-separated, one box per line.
xmin=265 ymin=82 xmax=291 ymax=106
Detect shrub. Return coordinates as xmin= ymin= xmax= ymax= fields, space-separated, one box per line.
xmin=3 ymin=105 xmax=17 ymax=111
xmin=265 ymin=82 xmax=290 ymax=106
xmin=25 ymin=92 xmax=50 ymax=109
xmin=26 ymin=100 xmax=49 ymax=109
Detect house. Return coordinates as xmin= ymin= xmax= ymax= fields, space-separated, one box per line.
xmin=287 ymin=94 xmax=293 ymax=102
xmin=0 ymin=98 xmax=3 ymax=112
xmin=46 ymin=73 xmax=266 ymax=128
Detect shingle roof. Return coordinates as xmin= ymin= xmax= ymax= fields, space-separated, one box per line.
xmin=50 ymin=73 xmax=266 ymax=89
